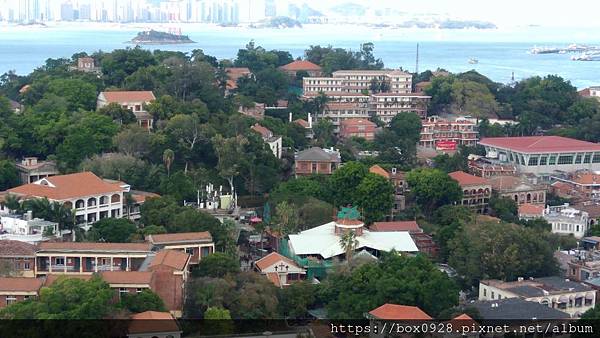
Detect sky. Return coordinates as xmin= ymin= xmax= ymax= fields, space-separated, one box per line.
xmin=305 ymin=0 xmax=600 ymax=28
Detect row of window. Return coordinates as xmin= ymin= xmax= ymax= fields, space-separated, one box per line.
xmin=553 ymin=223 xmax=584 ymax=233
xmin=505 ymin=152 xmax=600 ymax=166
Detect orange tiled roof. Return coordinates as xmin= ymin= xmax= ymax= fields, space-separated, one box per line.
xmin=369 ymin=304 xmax=432 ymax=320
xmin=371 ymin=221 xmax=421 ymax=232
xmin=573 ymin=173 xmax=600 ymax=185
xmin=148 ymin=232 xmax=212 ymax=245
xmin=100 ymin=271 xmax=153 ymax=285
xmin=44 ymin=274 xmax=93 ymax=286
xmin=149 ymin=250 xmax=190 ymax=270
xmin=265 ymin=272 xmax=282 ymax=287
xmin=8 ymin=172 xmax=125 ymax=201
xmin=255 ymin=252 xmax=298 ymax=271
xmin=518 ymin=203 xmax=545 ymax=216
xmin=37 ymin=242 xmax=152 ymax=253
xmin=0 ymin=277 xmax=44 ymax=292
xmin=100 ymin=91 xmax=155 ymax=103
xmin=280 ymin=60 xmax=321 ymax=71
xmin=129 ymin=311 xmax=180 ymax=334
xmin=449 ymin=171 xmax=490 ymax=187
xmin=480 ymin=136 xmax=600 ymax=153
xmin=294 ymin=119 xmax=310 ymax=128
xmin=369 ymin=165 xmax=390 ymax=179
xmin=251 ymin=123 xmax=273 ymax=138
xmin=130 ymin=190 xmax=160 ymax=203
xmin=340 ymin=118 xmax=376 ymax=127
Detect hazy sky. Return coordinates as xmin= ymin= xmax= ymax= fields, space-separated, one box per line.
xmin=306 ymin=0 xmax=600 ymax=27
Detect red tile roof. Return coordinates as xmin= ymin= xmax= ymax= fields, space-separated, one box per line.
xmin=255 ymin=252 xmax=298 ymax=271
xmin=371 ymin=221 xmax=421 ymax=232
xmin=149 ymin=250 xmax=189 ymax=271
xmin=128 ymin=311 xmax=180 ymax=334
xmin=518 ymin=203 xmax=545 ymax=216
xmin=0 ymin=240 xmax=36 ymax=257
xmin=100 ymin=91 xmax=155 ymax=103
xmin=294 ymin=119 xmax=310 ymax=128
xmin=251 ymin=123 xmax=273 ymax=138
xmin=44 ymin=274 xmax=93 ymax=286
xmin=340 ymin=118 xmax=376 ymax=127
xmin=0 ymin=277 xmax=44 ymax=292
xmin=449 ymin=171 xmax=490 ymax=186
xmin=279 ymin=60 xmax=322 ymax=71
xmin=130 ymin=190 xmax=160 ymax=203
xmin=479 ymin=136 xmax=600 ymax=153
xmin=369 ymin=165 xmax=390 ymax=179
xmin=37 ymin=242 xmax=152 ymax=253
xmin=100 ymin=271 xmax=153 ymax=285
xmin=8 ymin=172 xmax=124 ymax=201
xmin=369 ymin=304 xmax=432 ymax=320
xmin=148 ymin=232 xmax=212 ymax=245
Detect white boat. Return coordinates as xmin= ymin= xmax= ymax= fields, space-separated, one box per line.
xmin=468 ymin=57 xmax=479 ymax=64
xmin=572 ymin=52 xmax=600 ymax=61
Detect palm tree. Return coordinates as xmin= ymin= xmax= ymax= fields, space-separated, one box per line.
xmin=163 ymin=149 xmax=175 ymax=177
xmin=339 ymin=230 xmax=359 ymax=262
xmin=123 ymin=193 xmax=136 ymax=220
xmin=48 ymin=202 xmax=75 ymax=235
xmin=3 ymin=194 xmax=22 ymax=213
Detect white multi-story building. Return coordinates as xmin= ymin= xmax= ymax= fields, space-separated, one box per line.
xmin=303 ymin=69 xmax=413 ymax=95
xmin=370 ymin=93 xmax=431 ymax=124
xmin=5 ymin=172 xmax=128 ymax=226
xmin=97 ymin=91 xmax=155 ymax=130
xmin=479 ymin=277 xmax=596 ymax=318
xmin=479 ymin=136 xmax=600 ymax=175
xmin=544 ymin=204 xmax=589 ymax=239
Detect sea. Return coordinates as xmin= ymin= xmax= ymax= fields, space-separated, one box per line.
xmin=0 ymin=22 xmax=599 ymax=88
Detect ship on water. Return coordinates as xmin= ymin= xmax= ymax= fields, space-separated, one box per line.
xmin=572 ymin=51 xmax=600 ymax=61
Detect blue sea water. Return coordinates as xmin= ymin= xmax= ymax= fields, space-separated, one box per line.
xmin=0 ymin=23 xmax=599 ymax=88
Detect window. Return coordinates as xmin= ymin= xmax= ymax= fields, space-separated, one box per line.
xmin=136 ymin=288 xmax=143 ymax=294
xmin=119 ymin=288 xmax=128 ymax=297
xmin=576 ymin=154 xmax=582 ymax=163
xmin=557 ymin=155 xmax=573 ymax=165
xmin=584 ymin=154 xmax=592 ymax=164
xmin=6 ymin=296 xmax=17 ymax=305
xmin=593 ymin=154 xmax=600 ymax=163
xmin=55 ymin=258 xmax=65 ymax=265
xmin=24 ymin=262 xmax=30 ymax=270
xmin=528 ymin=156 xmax=539 ymax=166
xmin=185 ymin=247 xmax=194 ymax=255
xmin=483 ymin=289 xmax=487 ymax=297
xmin=539 ymin=157 xmax=548 ymax=165
xmin=491 ymin=291 xmax=495 ymax=299
xmin=549 ymin=155 xmax=557 ymax=165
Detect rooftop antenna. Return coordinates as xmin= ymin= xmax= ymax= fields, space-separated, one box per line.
xmin=415 ymin=43 xmax=420 ymax=74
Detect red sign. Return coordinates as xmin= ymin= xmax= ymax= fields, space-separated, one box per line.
xmin=436 ymin=140 xmax=457 ymax=151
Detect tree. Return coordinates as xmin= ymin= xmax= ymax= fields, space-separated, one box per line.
xmin=277 ymin=281 xmax=317 ymax=319
xmin=0 ymin=260 xmax=18 ymax=277
xmin=165 ymin=114 xmax=209 ymax=172
xmin=204 ymin=307 xmax=232 ymax=319
xmin=0 ymin=160 xmax=19 ymax=190
xmin=355 ymin=173 xmax=394 ymax=224
xmin=320 ymin=253 xmax=458 ymax=318
xmin=451 ymin=80 xmax=499 ymax=118
xmin=195 ymin=252 xmax=240 ymax=278
xmin=162 ymin=149 xmax=174 ymax=177
xmin=328 ymin=161 xmax=368 ymax=206
xmin=431 ymin=205 xmax=474 ymax=261
xmin=119 ymin=289 xmax=166 ymax=313
xmin=212 ymin=134 xmax=249 ymax=193
xmin=489 ymin=195 xmax=518 ymax=223
xmin=312 ymin=118 xmax=335 ymax=147
xmin=87 ymin=218 xmax=137 ymax=243
xmin=339 ymin=230 xmax=359 ymax=261
xmin=274 ymin=201 xmax=299 ymax=237
xmin=448 ymin=221 xmax=559 ymax=286
xmin=406 ymin=169 xmax=463 ymax=215
xmin=114 ymin=126 xmax=152 ymax=156
xmin=97 ymin=102 xmax=136 ymax=125
xmin=0 ymin=276 xmax=115 ymax=319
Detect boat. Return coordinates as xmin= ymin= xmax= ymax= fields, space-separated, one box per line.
xmin=572 ymin=52 xmax=600 ymax=61
xmin=530 ymin=46 xmax=560 ymax=54
xmin=468 ymin=57 xmax=479 ymax=64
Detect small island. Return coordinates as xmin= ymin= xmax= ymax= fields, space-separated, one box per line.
xmin=129 ymin=30 xmax=195 ymax=45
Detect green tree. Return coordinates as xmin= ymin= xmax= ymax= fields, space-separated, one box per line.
xmin=274 ymin=201 xmax=299 ymax=237
xmin=328 ymin=161 xmax=368 ymax=206
xmin=321 ymin=253 xmax=458 ymax=318
xmin=204 ymin=306 xmax=232 ymax=319
xmin=489 ymin=195 xmax=518 ymax=223
xmin=0 ymin=160 xmax=19 ymax=190
xmin=277 ymin=281 xmax=317 ymax=319
xmin=212 ymin=134 xmax=249 ymax=193
xmin=195 ymin=252 xmax=240 ymax=278
xmin=406 ymin=169 xmax=463 ymax=215
xmin=451 ymin=80 xmax=499 ymax=119
xmin=119 ymin=289 xmax=166 ymax=313
xmin=448 ymin=221 xmax=559 ymax=286
xmin=97 ymin=102 xmax=136 ymax=125
xmin=355 ymin=173 xmax=394 ymax=224
xmin=162 ymin=149 xmax=175 ymax=177
xmin=114 ymin=126 xmax=153 ymax=157
xmin=87 ymin=218 xmax=137 ymax=243
xmin=339 ymin=230 xmax=359 ymax=261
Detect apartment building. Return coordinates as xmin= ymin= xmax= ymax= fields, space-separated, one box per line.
xmin=147 ymin=232 xmax=215 ymax=265
xmin=370 ymin=93 xmax=430 ymax=123
xmin=544 ymin=204 xmax=590 ymax=239
xmin=479 ymin=277 xmax=596 ymax=318
xmin=15 ymin=157 xmax=58 ymax=184
xmin=419 ymin=116 xmax=479 ymax=149
xmin=339 ymin=118 xmax=377 ymax=140
xmin=0 ymin=277 xmax=44 ymax=308
xmin=449 ymin=171 xmax=492 ymax=214
xmin=0 ymin=240 xmax=36 ymax=277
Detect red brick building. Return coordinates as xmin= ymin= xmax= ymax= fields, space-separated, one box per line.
xmin=147 ymin=250 xmax=190 ymax=318
xmin=147 ymin=232 xmax=214 ymax=266
xmin=0 ymin=240 xmax=36 ymax=277
xmin=0 ymin=277 xmax=43 ymax=308
xmin=279 ymin=60 xmax=322 ymax=77
xmin=339 ymin=118 xmax=377 ymax=140
xmin=449 ymin=171 xmax=492 ymax=214
xmin=294 ymin=147 xmax=341 ymax=177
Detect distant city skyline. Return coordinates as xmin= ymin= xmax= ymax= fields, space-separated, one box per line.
xmin=0 ymin=0 xmax=598 ymax=27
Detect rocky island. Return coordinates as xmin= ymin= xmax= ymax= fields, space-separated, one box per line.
xmin=128 ymin=30 xmax=195 ymax=45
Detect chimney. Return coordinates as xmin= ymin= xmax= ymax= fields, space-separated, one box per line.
xmin=289 ymin=112 xmax=292 ymax=123
xmin=25 ymin=210 xmax=33 ymax=221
